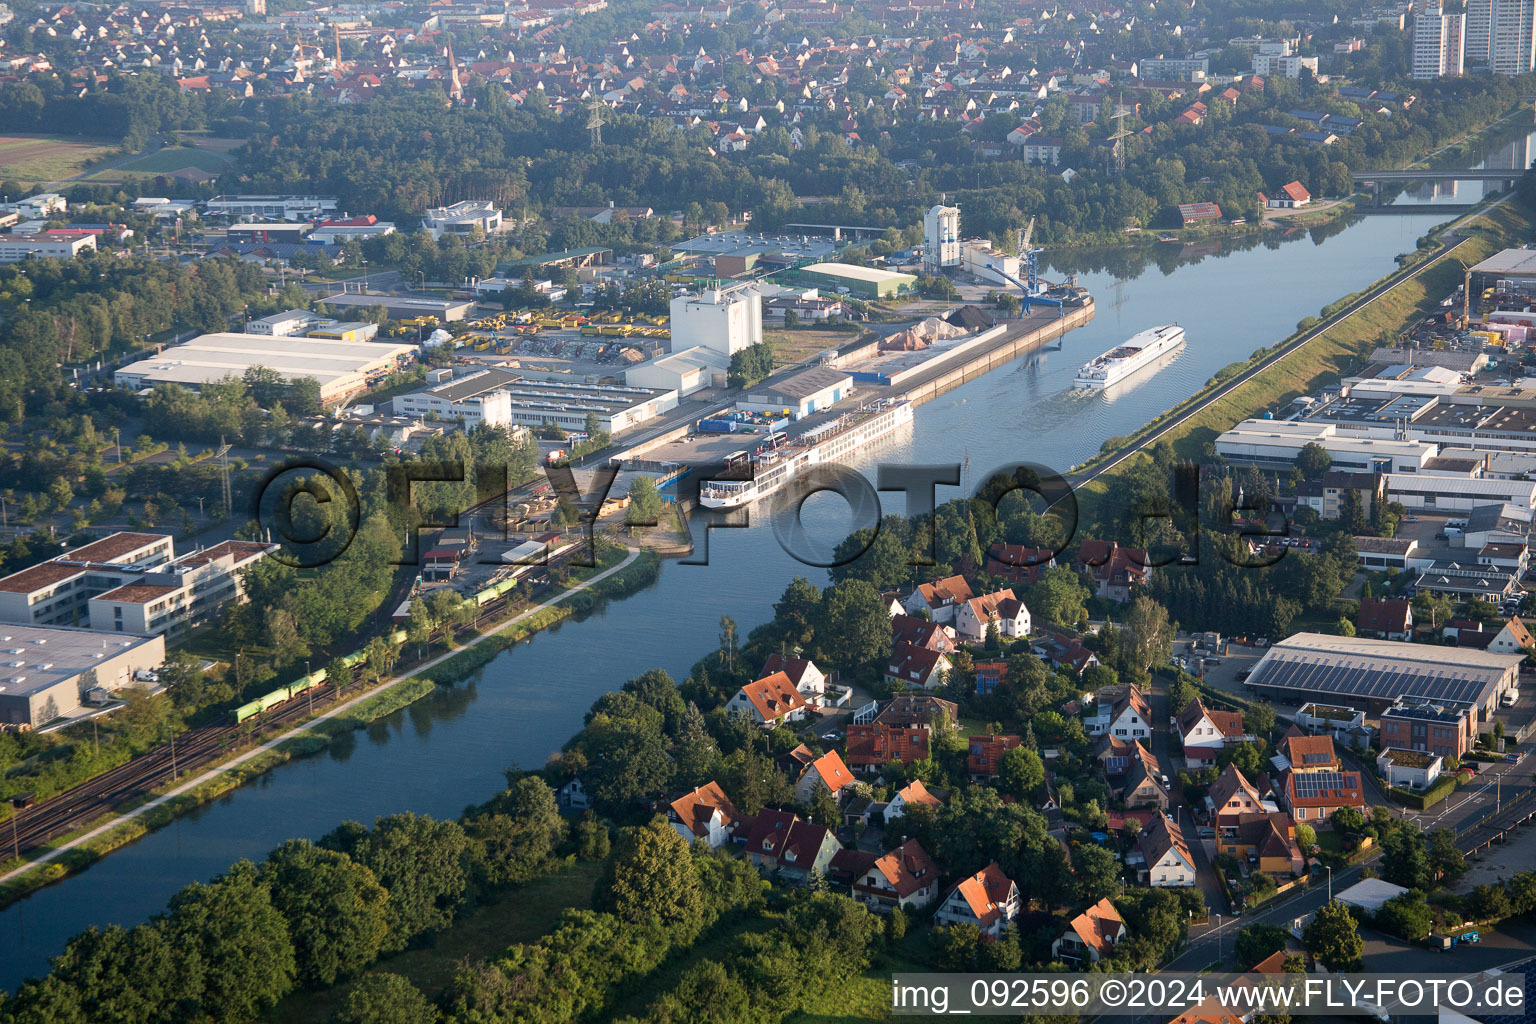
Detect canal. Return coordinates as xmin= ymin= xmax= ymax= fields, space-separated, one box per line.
xmin=0 ymin=182 xmax=1506 ymax=989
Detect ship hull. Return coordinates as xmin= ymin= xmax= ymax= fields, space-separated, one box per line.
xmin=698 ymin=402 xmax=914 ymax=509
xmin=1075 ymin=325 xmax=1186 ymax=389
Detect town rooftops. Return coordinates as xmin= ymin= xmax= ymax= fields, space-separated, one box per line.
xmin=93 ymin=582 xmax=180 ymax=605
xmin=1138 ymin=810 xmax=1192 ymax=866
xmin=1279 ymin=733 xmax=1338 ymax=770
xmin=63 ymin=532 xmax=167 ymax=564
xmin=948 ymin=863 xmax=1016 ymax=930
xmin=1357 ymin=597 xmax=1411 ymax=633
xmin=1283 ymin=769 xmax=1363 ymax=807
xmin=668 ymin=781 xmax=741 ymax=839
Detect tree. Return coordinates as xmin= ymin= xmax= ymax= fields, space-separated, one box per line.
xmin=467 ymin=777 xmax=566 ymax=886
xmin=1303 ymin=900 xmax=1363 ymax=972
xmin=1427 ymin=827 xmax=1466 ymax=883
xmin=331 ymin=814 xmax=471 ymax=950
xmin=998 ymin=745 xmax=1045 ymax=800
xmin=1297 ymin=442 xmax=1332 ymax=480
xmin=1381 ymin=823 xmax=1431 ymax=891
xmin=814 ymin=578 xmax=891 ymax=667
xmin=1330 ymin=805 xmax=1366 ymax=835
xmin=258 ymin=839 xmax=390 ymax=986
xmin=1376 ymin=890 xmax=1435 ymax=942
xmin=625 ymin=474 xmax=664 ymax=527
xmin=336 ymin=973 xmax=439 ymax=1024
xmin=810 ymin=778 xmax=840 ymax=827
xmin=1235 ymin=923 xmax=1288 ymax=967
xmin=1074 ymin=843 xmax=1121 ymax=902
xmin=1031 ymin=566 xmax=1090 ymax=626
xmin=162 ymin=860 xmax=298 ymax=1022
xmin=1293 ymin=823 xmax=1317 ymax=852
xmin=1122 ymin=596 xmax=1175 ymax=675
xmin=599 ymin=815 xmax=705 ymax=926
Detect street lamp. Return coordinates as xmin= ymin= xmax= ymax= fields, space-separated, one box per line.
xmin=1214 ymin=913 xmax=1222 ymax=964
xmin=1326 ymin=865 xmax=1332 ymax=901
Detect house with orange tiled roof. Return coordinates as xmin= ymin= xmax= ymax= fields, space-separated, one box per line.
xmin=953 ymin=587 xmax=1031 ymax=642
xmin=851 ymin=838 xmax=940 ymax=911
xmin=667 ymin=781 xmax=741 ymax=848
xmin=794 ymin=748 xmax=856 ymax=804
xmin=724 ymin=671 xmax=810 ymax=728
xmin=1051 ymin=897 xmax=1127 ymax=963
xmin=886 ymin=778 xmax=944 ymax=819
xmin=934 ymin=863 xmax=1020 ymax=937
xmin=1278 ymin=732 xmax=1339 ymax=774
xmin=844 ymin=694 xmax=958 ymax=772
xmin=761 ymin=653 xmax=827 ymax=705
xmin=967 ymin=733 xmax=1021 ymax=780
xmin=902 ymin=574 xmax=974 ymax=623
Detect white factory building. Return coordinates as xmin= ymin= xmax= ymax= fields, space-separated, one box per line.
xmin=422 ymin=200 xmax=503 ymax=240
xmin=115 ymin=334 xmax=417 ymax=404
xmin=0 ymin=625 xmax=167 ymax=728
xmin=1215 ymin=419 xmax=1438 ymax=473
xmin=395 ymin=367 xmax=677 ymax=434
xmin=923 ymin=204 xmax=961 ymax=273
xmin=1384 ymin=473 xmax=1536 ymax=511
xmin=0 ymin=234 xmax=96 ymax=263
xmin=203 ymin=195 xmax=338 ymax=219
xmin=669 ymin=288 xmax=763 ymax=357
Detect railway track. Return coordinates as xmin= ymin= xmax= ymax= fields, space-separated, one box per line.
xmin=3 ymin=572 xmax=547 ymax=865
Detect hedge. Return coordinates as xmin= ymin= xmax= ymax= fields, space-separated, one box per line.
xmin=1389 ymin=775 xmax=1457 ymax=810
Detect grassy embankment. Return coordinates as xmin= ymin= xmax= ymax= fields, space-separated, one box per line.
xmin=0 ymin=548 xmax=660 ymax=909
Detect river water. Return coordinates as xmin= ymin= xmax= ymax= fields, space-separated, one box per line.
xmin=0 ymin=147 xmax=1525 ymax=988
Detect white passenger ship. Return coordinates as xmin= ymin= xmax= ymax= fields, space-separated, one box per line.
xmin=1074 ymin=324 xmax=1186 ymax=389
xmin=698 ymin=400 xmax=915 ymax=510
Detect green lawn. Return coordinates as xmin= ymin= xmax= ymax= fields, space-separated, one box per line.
xmin=100 ymin=146 xmax=232 ymax=176
xmin=271 ymin=858 xmax=604 ymax=1024
xmin=0 ymin=133 xmax=120 ymax=183
xmin=789 ymin=951 xmax=932 ymax=1022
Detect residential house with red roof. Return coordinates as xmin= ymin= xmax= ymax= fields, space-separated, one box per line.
xmin=851 ymin=838 xmax=941 ymax=911
xmin=1117 ymin=741 xmax=1169 ymax=809
xmin=1278 ymin=731 xmax=1339 ymax=774
xmin=884 ymin=642 xmax=953 ymax=690
xmin=934 ymin=863 xmax=1020 ymax=938
xmin=1206 ymin=764 xmax=1269 ymax=828
xmin=953 ymin=588 xmax=1031 ymax=643
xmin=1136 ymin=811 xmax=1196 ymax=886
xmin=1264 ymin=180 xmax=1311 ymax=208
xmin=967 ymin=734 xmax=1021 ymax=779
xmin=794 ymin=749 xmax=856 ymax=804
xmin=761 ymin=653 xmax=827 ymax=705
xmin=891 ymin=613 xmax=958 ymax=653
xmin=1280 ymin=768 xmax=1363 ymax=822
xmin=886 ymin=778 xmax=944 ymax=819
xmin=668 ymin=781 xmax=742 ymax=848
xmin=742 ymin=809 xmax=841 ymax=883
xmin=973 ymin=660 xmax=1007 ymax=696
xmin=1357 ymin=597 xmax=1413 ymax=641
xmin=725 ymin=671 xmax=810 ymax=728
xmin=985 ymin=542 xmax=1056 ymax=584
xmin=1051 ymin=897 xmax=1127 ymax=963
xmin=902 ymin=574 xmax=975 ymax=623
xmin=1222 ymin=812 xmax=1305 ymax=876
xmin=1076 ymin=540 xmax=1151 ymax=602
xmin=1178 ymin=698 xmax=1249 ymax=766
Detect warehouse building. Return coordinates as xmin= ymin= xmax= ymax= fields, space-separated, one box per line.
xmin=0 ymin=625 xmax=167 ymax=728
xmin=793 ymin=262 xmax=917 ymax=299
xmin=319 ymin=293 xmax=475 ymax=323
xmin=1384 ymin=473 xmax=1536 ymax=511
xmin=1215 ymin=420 xmax=1436 ymax=474
xmin=625 ymin=346 xmax=730 ymax=396
xmin=0 ymin=532 xmax=275 ymax=638
xmin=115 ymin=334 xmax=417 ymax=404
xmin=1244 ymin=632 xmax=1519 ymax=721
xmin=738 ymin=367 xmax=855 ymax=418
xmin=395 ymin=368 xmax=677 ymax=434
